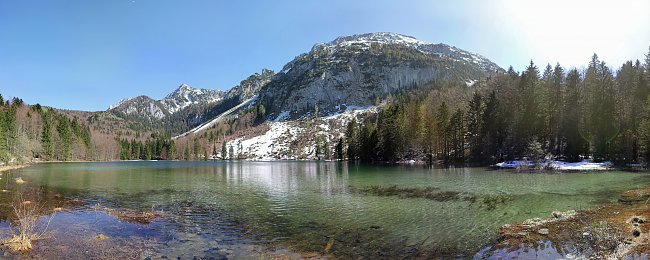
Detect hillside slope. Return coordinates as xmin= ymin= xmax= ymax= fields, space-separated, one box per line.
xmin=258 ymin=32 xmax=503 ymax=119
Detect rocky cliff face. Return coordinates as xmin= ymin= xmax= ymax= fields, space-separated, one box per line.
xmin=108 ymin=95 xmax=168 ymax=122
xmin=108 ymin=69 xmax=275 ymax=135
xmin=162 ymin=84 xmax=224 ymax=114
xmin=259 ymin=32 xmax=503 ymax=118
xmin=108 ymin=84 xmax=223 ymax=122
xmin=107 ymin=32 xmax=503 ymax=139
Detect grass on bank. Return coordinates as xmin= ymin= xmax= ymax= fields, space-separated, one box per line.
xmin=1 ymin=189 xmax=55 ymax=253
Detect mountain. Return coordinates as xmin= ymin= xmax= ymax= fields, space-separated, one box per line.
xmin=162 ymin=84 xmax=224 ymax=114
xmin=109 ymin=33 xmax=502 ymax=135
xmin=259 ymin=32 xmax=503 ymax=119
xmin=107 ymin=32 xmax=504 ymax=159
xmin=107 ymin=69 xmax=275 ymax=135
xmin=108 ymin=95 xmax=168 ymax=121
xmin=223 ymin=69 xmax=275 ymax=101
xmin=108 ymin=84 xmax=224 ymax=122
xmin=165 ymin=69 xmax=274 ymax=136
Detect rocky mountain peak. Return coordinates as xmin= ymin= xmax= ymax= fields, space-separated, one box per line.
xmin=263 ymin=32 xmax=504 ymax=119
xmin=323 ymin=32 xmax=427 ymax=48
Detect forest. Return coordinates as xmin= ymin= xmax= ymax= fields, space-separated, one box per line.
xmin=4 ymin=49 xmax=650 ymax=166
xmin=345 ymin=50 xmax=650 ymax=166
xmin=0 ymin=97 xmax=93 ymax=163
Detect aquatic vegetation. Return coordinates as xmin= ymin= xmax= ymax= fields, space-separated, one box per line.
xmin=281 ymin=220 xmax=457 ymax=259
xmin=14 ymin=177 xmax=26 ymax=184
xmin=583 ymin=220 xmax=624 ymax=251
xmin=92 ymin=204 xmax=166 ymax=224
xmin=489 ymin=187 xmax=650 ymax=258
xmin=1 ymin=190 xmax=55 ymax=253
xmin=481 ymin=195 xmax=512 ymax=211
xmin=351 ymin=185 xmax=476 ymax=202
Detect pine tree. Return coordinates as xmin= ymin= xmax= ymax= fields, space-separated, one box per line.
xmin=193 ymin=138 xmax=200 ymax=160
xmin=562 ymin=69 xmax=585 ymax=162
xmin=482 ymin=91 xmax=504 ymax=163
xmin=639 ymin=95 xmax=650 ymax=164
xmin=547 ymin=63 xmax=565 ymax=155
xmin=377 ymin=104 xmax=406 ymax=161
xmin=57 ymin=117 xmax=71 ymax=161
xmin=436 ymin=102 xmax=450 ymax=162
xmin=359 ymin=123 xmax=377 ymax=163
xmin=449 ymin=108 xmax=465 ymax=162
xmin=345 ymin=118 xmax=358 ymax=160
xmin=516 ymin=60 xmax=542 ymax=156
xmin=145 ymin=142 xmax=152 ymax=160
xmin=335 ymin=137 xmax=344 ymax=160
xmin=221 ymin=142 xmax=227 ymax=160
xmin=584 ymin=54 xmax=618 ymax=160
xmin=467 ymin=92 xmax=483 ymax=161
xmin=169 ymin=141 xmax=176 ymax=160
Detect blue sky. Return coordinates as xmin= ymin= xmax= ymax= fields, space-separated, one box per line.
xmin=1 ymin=0 xmax=649 ymax=111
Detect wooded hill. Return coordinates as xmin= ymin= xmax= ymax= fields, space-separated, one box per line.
xmin=345 ymin=51 xmax=650 ymax=165
xmin=3 ymin=44 xmax=650 ymax=165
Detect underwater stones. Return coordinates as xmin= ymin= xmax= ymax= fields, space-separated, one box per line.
xmin=14 ymin=177 xmax=25 ymax=184
xmin=619 ymin=188 xmax=650 ymax=204
xmin=538 ymin=228 xmax=549 ymax=235
xmin=551 ymin=210 xmax=577 ymax=220
xmin=629 ymin=216 xmax=646 ymax=225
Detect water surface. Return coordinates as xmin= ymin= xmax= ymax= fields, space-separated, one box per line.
xmin=2 ymin=161 xmax=649 ymax=258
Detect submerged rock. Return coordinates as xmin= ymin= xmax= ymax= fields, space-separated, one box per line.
xmin=537 ymin=228 xmax=549 ymax=235
xmin=14 ymin=177 xmax=26 ymax=184
xmin=619 ymin=188 xmax=650 ymax=204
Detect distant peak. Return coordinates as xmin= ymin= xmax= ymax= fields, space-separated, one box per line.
xmin=323 ymin=32 xmax=428 ymax=48
xmin=169 ymin=83 xmax=195 ymax=95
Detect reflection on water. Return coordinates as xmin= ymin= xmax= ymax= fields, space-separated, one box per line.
xmin=0 ymin=161 xmax=648 ymax=258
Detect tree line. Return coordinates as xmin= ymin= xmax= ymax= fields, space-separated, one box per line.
xmin=117 ymin=134 xmax=176 ymax=160
xmin=345 ymin=49 xmax=650 ymax=166
xmin=0 ymin=98 xmax=93 ymax=164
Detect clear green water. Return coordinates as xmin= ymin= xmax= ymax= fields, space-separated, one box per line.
xmin=2 ymin=161 xmax=650 ymax=258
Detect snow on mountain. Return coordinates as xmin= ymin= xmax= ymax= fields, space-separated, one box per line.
xmin=323 ymin=32 xmax=429 ymax=49
xmin=107 ymin=95 xmax=168 ymax=121
xmin=172 ymin=95 xmax=258 ymax=139
xmin=224 ymin=106 xmax=378 ymax=160
xmin=108 ymin=84 xmax=224 ymax=120
xmin=108 ymin=98 xmax=134 ymax=110
xmin=318 ymin=32 xmax=500 ymax=72
xmin=261 ymin=32 xmax=503 ymax=119
xmin=162 ymin=84 xmax=224 ymax=114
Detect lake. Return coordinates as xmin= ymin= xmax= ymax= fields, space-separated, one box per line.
xmin=1 ymin=161 xmax=649 ymax=259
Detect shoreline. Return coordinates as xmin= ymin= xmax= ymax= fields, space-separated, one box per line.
xmin=0 ymin=164 xmax=31 ymax=173
xmin=486 ymin=187 xmax=650 ymax=258
xmin=2 ymin=160 xmax=648 ymax=258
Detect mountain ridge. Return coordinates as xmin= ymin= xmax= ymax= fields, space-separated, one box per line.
xmin=106 ymin=32 xmax=503 ymax=140
xmin=260 ymin=32 xmax=503 ymax=119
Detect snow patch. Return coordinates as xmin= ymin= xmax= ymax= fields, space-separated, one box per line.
xmin=226 ymin=121 xmax=301 ymax=160
xmin=495 ymin=160 xmax=613 ymax=171
xmin=465 ymin=79 xmax=477 ymax=87
xmin=173 ymin=95 xmax=258 ymax=139
xmin=274 ymin=111 xmax=290 ymax=122
xmin=108 ymin=98 xmax=133 ymax=110
xmin=222 ymin=105 xmax=378 ymax=160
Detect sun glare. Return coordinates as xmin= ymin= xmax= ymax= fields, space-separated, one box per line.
xmin=500 ymin=0 xmax=650 ymax=68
